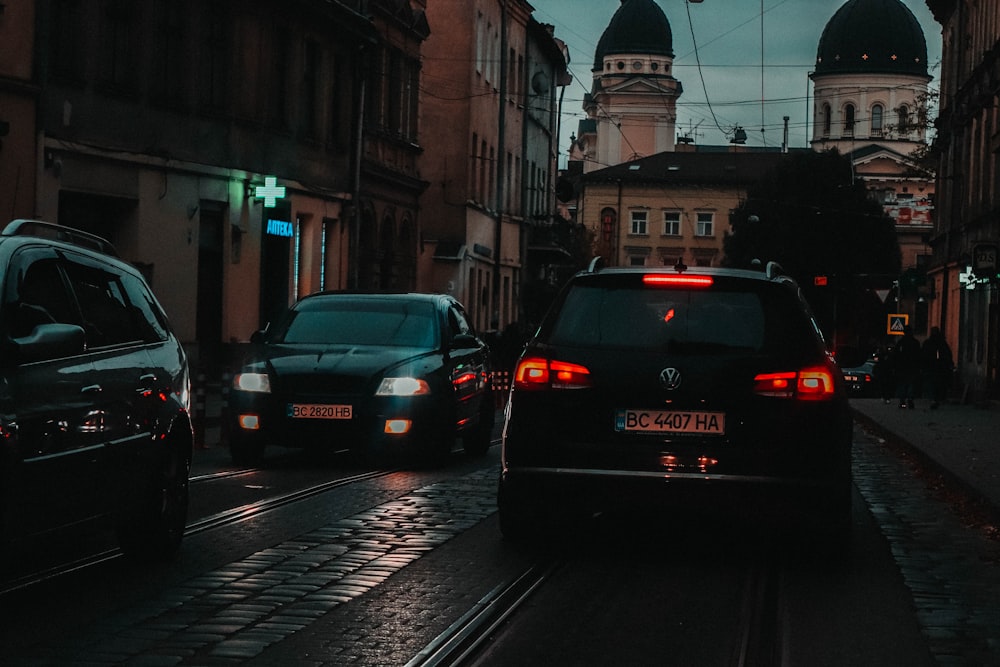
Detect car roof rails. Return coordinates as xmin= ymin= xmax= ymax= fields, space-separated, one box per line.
xmin=765 ymin=260 xmax=785 ymax=280
xmin=2 ymin=219 xmax=119 ymax=257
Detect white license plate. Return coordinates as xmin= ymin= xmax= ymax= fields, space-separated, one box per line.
xmin=287 ymin=403 xmax=353 ymax=420
xmin=616 ymin=409 xmax=725 ymax=434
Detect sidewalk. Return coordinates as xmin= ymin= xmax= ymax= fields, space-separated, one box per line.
xmin=851 ymin=397 xmax=1000 ymax=519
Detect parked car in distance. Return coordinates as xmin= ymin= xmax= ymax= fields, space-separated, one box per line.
xmin=228 ymin=292 xmax=494 ymax=466
xmin=0 ymin=220 xmax=193 ymax=561
xmin=841 ymin=358 xmax=877 ymax=397
xmin=499 ymin=260 xmax=853 ymax=547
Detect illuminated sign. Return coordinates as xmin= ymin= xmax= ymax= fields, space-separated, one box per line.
xmin=887 ymin=314 xmax=908 ymax=335
xmin=254 ymin=176 xmax=286 ymax=207
xmin=266 ymin=218 xmax=294 ymax=238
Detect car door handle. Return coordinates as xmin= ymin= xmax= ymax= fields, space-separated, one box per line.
xmin=82 ymin=384 xmax=103 ymax=393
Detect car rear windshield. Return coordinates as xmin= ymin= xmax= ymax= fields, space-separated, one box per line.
xmin=546 ymin=282 xmax=820 ymax=357
xmin=274 ymin=298 xmax=438 ymax=348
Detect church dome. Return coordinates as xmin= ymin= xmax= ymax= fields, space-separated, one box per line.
xmin=593 ymin=0 xmax=674 ymax=71
xmin=815 ymin=0 xmax=927 ymax=77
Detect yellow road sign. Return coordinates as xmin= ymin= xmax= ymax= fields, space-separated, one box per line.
xmin=887 ymin=313 xmax=908 ymax=335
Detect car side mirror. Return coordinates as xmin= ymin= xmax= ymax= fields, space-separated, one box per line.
xmin=450 ymin=333 xmax=481 ymax=350
xmin=11 ymin=323 xmax=86 ymax=364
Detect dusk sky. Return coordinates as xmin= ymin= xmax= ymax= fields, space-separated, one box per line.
xmin=528 ymin=0 xmax=942 ymax=162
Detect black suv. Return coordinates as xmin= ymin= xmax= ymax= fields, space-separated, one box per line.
xmin=499 ymin=261 xmax=852 ymax=543
xmin=0 ymin=220 xmax=192 ymax=560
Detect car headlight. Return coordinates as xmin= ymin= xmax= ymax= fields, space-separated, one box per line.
xmin=376 ymin=377 xmax=431 ymax=396
xmin=234 ymin=372 xmax=271 ymax=393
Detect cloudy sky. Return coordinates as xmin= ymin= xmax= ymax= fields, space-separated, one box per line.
xmin=528 ymin=0 xmax=942 ymax=163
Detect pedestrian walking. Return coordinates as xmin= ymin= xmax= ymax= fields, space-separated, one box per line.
xmin=893 ymin=325 xmax=921 ymax=409
xmin=872 ymin=342 xmax=896 ymax=403
xmin=921 ymin=326 xmax=954 ymax=408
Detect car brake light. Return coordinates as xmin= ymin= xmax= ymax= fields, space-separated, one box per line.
xmin=754 ymin=365 xmax=837 ymax=400
xmin=642 ymin=274 xmax=714 ymax=288
xmin=514 ymin=357 xmax=592 ymax=390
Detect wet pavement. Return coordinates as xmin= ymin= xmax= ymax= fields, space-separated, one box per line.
xmin=851 ymin=396 xmax=1000 ymax=665
xmin=36 ymin=381 xmax=997 ymax=665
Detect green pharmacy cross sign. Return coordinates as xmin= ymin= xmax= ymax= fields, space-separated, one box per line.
xmin=254 ymin=177 xmax=286 ymax=208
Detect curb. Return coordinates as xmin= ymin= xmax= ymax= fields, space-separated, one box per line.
xmin=852 ymin=407 xmax=1000 ymax=528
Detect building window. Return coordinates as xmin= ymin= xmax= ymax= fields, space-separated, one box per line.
xmin=842 ymin=104 xmax=856 ymax=137
xmin=199 ymin=1 xmax=230 ymax=111
xmin=629 ymin=255 xmax=646 ymax=266
xmin=822 ymin=103 xmax=832 ymax=137
xmin=871 ymin=104 xmax=884 ymax=137
xmin=630 ymin=211 xmax=648 ymax=235
xmin=696 ymin=212 xmax=714 ymax=237
xmin=898 ymin=105 xmax=910 ymax=134
xmin=662 ymin=211 xmax=681 ymax=236
xmin=151 ymin=0 xmax=186 ymax=104
xmin=601 ymin=208 xmax=616 ymax=241
xmin=51 ymin=0 xmax=84 ymax=82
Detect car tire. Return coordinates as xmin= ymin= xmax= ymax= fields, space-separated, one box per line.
xmin=117 ymin=437 xmax=190 ymax=561
xmin=462 ymin=397 xmax=495 ymax=457
xmin=230 ymin=434 xmax=265 ymax=466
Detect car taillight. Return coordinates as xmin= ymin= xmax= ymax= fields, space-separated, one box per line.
xmin=514 ymin=357 xmax=592 ymax=390
xmin=753 ymin=365 xmax=837 ymax=401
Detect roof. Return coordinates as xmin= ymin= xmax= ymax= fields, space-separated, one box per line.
xmin=580 ymin=150 xmax=806 ymax=186
xmin=592 ymin=0 xmax=674 ymax=71
xmin=814 ymin=0 xmax=928 ymax=77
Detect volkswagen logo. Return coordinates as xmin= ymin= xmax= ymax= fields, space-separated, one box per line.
xmin=659 ymin=367 xmax=682 ymax=390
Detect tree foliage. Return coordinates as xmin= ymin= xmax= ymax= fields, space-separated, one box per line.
xmin=723 ymin=149 xmax=901 ymax=281
xmin=723 ymin=149 xmax=902 ymax=349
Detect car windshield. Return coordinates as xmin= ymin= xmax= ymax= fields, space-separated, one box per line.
xmin=547 ymin=283 xmax=816 ymax=356
xmin=273 ymin=298 xmax=439 ymax=348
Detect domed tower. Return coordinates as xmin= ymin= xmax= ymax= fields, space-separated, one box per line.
xmin=810 ymin=0 xmax=931 ymax=154
xmin=811 ymin=0 xmax=935 ymax=295
xmin=581 ymin=0 xmax=680 ymax=172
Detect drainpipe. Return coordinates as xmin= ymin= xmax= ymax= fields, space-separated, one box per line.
xmin=348 ymin=50 xmax=366 ymax=290
xmin=493 ymin=0 xmax=508 ymax=330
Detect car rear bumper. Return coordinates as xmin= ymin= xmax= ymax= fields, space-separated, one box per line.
xmin=499 ymin=463 xmax=849 ymax=521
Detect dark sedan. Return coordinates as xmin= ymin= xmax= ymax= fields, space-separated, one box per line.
xmin=228 ymin=292 xmax=494 ymax=466
xmin=841 ymin=358 xmax=876 ymax=396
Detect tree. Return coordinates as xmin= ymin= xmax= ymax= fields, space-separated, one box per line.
xmin=723 ymin=149 xmax=901 ymax=347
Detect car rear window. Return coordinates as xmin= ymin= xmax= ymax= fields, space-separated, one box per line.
xmin=275 ymin=298 xmax=438 ymax=348
xmin=546 ymin=282 xmax=820 ymax=357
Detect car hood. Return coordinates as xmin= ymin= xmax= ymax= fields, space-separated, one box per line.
xmin=259 ymin=343 xmax=436 ymax=393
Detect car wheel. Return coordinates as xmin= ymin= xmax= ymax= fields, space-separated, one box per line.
xmin=462 ymin=397 xmax=495 ymax=457
xmin=117 ymin=437 xmax=190 ymax=561
xmin=230 ymin=434 xmax=265 ymax=466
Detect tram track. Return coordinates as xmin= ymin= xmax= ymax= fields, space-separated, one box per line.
xmin=404 ymin=542 xmax=786 ymax=667
xmin=0 ymin=468 xmax=397 ymax=596
xmin=406 ymin=560 xmax=560 ymax=667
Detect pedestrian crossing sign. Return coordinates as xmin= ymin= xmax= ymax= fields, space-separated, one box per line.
xmin=887 ymin=314 xmax=908 ymax=335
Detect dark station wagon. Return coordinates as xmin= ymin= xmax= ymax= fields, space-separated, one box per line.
xmin=499 ymin=261 xmax=853 ymax=544
xmin=0 ymin=220 xmax=192 ymax=561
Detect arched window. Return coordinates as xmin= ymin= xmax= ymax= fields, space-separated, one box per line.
xmin=822 ymin=103 xmax=832 ymax=137
xmin=600 ymin=207 xmax=616 ymax=242
xmin=898 ymin=105 xmax=910 ymax=134
xmin=842 ymin=104 xmax=855 ymax=137
xmin=871 ymin=104 xmax=884 ymax=137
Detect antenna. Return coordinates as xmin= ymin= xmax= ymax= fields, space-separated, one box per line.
xmin=677 ymin=120 xmax=704 ymax=145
